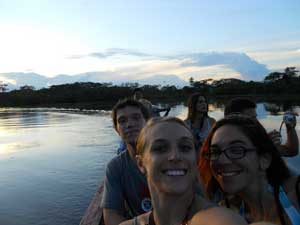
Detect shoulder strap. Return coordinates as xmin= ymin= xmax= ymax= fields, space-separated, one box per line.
xmin=132 ymin=216 xmax=139 ymax=225
xmin=278 ymin=186 xmax=300 ymax=225
xmin=296 ymin=175 xmax=300 ymax=207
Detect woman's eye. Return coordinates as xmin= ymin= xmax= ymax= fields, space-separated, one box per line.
xmin=152 ymin=145 xmax=168 ymax=153
xmin=180 ymin=145 xmax=193 ymax=152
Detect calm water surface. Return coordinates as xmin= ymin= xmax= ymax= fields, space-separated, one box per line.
xmin=0 ymin=104 xmax=299 ymax=225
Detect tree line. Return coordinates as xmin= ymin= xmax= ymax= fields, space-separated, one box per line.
xmin=0 ymin=67 xmax=299 ymax=108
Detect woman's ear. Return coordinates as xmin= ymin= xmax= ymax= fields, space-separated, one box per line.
xmin=136 ymin=155 xmax=146 ymax=175
xmin=259 ymin=153 xmax=272 ymax=171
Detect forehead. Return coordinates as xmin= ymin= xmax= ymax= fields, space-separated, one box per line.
xmin=116 ymin=106 xmax=143 ymax=118
xmin=146 ymin=122 xmax=193 ymax=142
xmin=211 ymin=125 xmax=253 ymax=146
xmin=241 ymin=108 xmax=257 ymax=119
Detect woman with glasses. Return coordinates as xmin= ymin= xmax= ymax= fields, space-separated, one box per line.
xmin=120 ymin=117 xmax=247 ymax=225
xmin=199 ymin=115 xmax=300 ymax=225
xmin=185 ymin=93 xmax=216 ymax=153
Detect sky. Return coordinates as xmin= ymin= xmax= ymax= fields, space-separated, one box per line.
xmin=0 ymin=0 xmax=299 ymax=81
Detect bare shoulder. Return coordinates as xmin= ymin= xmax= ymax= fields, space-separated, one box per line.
xmin=119 ymin=212 xmax=150 ymax=225
xmin=190 ymin=207 xmax=247 ymax=225
xmin=283 ymin=175 xmax=300 ymax=206
xmin=119 ymin=219 xmax=133 ymax=225
xmin=208 ymin=117 xmax=216 ymax=124
xmin=284 ymin=175 xmax=300 ymax=191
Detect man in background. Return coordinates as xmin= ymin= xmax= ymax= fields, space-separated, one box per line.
xmin=101 ymin=99 xmax=152 ymax=225
xmin=224 ymin=97 xmax=299 ymax=157
xmin=133 ymin=88 xmax=171 ymax=117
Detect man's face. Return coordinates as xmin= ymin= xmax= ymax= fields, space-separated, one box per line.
xmin=116 ymin=106 xmax=146 ymax=146
xmin=241 ymin=108 xmax=257 ymax=119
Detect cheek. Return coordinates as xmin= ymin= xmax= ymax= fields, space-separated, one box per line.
xmin=209 ymin=161 xmax=218 ymax=177
xmin=143 ymin=155 xmax=160 ymax=175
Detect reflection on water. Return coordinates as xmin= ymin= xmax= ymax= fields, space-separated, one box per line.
xmin=0 ymin=108 xmax=118 ymax=225
xmin=0 ymin=142 xmax=40 ymax=156
xmin=0 ymin=104 xmax=299 ymax=225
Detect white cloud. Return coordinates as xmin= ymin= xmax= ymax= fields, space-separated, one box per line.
xmin=103 ymin=57 xmax=242 ymax=81
xmin=0 ymin=76 xmax=16 ymax=85
xmin=231 ymin=39 xmax=300 ymax=70
xmin=248 ymin=49 xmax=300 ymax=70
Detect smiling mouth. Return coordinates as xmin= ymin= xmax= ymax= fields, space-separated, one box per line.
xmin=162 ymin=169 xmax=187 ymax=176
xmin=217 ymin=170 xmax=242 ymax=177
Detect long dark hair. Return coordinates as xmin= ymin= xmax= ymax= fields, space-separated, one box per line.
xmin=186 ymin=93 xmax=209 ymax=122
xmin=199 ymin=115 xmax=291 ymax=225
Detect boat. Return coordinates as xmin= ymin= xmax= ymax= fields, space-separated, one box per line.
xmin=79 ymin=182 xmax=104 ymax=225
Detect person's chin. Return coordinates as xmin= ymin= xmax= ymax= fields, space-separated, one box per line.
xmin=159 ymin=175 xmax=192 ymax=195
xmin=160 ymin=183 xmax=189 ymax=195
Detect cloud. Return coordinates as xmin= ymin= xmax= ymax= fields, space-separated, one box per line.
xmin=229 ymin=38 xmax=300 ymax=70
xmin=108 ymin=56 xmax=244 ymax=82
xmin=248 ymin=49 xmax=300 ymax=70
xmin=69 ymin=48 xmax=152 ymax=59
xmin=0 ymin=76 xmax=17 ymax=85
xmin=67 ymin=49 xmax=270 ymax=81
xmin=173 ymin=52 xmax=269 ymax=80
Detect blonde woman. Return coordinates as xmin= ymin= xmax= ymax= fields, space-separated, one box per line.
xmin=120 ymin=117 xmax=247 ymax=225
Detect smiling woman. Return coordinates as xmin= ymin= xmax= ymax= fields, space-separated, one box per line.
xmin=199 ymin=115 xmax=300 ymax=224
xmin=120 ymin=117 xmax=247 ymax=225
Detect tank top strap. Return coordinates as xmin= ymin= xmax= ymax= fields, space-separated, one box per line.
xmin=132 ymin=216 xmax=139 ymax=225
xmin=269 ymin=185 xmax=300 ymax=225
xmin=296 ymin=175 xmax=300 ymax=207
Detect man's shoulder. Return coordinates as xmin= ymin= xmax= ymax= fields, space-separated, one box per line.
xmin=106 ymin=151 xmax=129 ymax=172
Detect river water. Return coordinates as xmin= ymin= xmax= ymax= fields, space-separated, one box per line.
xmin=0 ymin=103 xmax=299 ymax=225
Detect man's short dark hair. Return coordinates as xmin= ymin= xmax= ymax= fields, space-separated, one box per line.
xmin=224 ymin=98 xmax=257 ymax=116
xmin=111 ymin=98 xmax=150 ymax=130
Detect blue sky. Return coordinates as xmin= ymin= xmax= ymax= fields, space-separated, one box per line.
xmin=0 ymin=0 xmax=299 ymax=81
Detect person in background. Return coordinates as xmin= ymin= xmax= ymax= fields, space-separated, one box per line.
xmin=120 ymin=117 xmax=248 ymax=225
xmin=224 ymin=98 xmax=299 ymax=157
xmin=101 ymin=99 xmax=151 ymax=225
xmin=133 ymin=88 xmax=171 ymax=117
xmin=199 ymin=115 xmax=300 ymax=224
xmin=117 ymin=88 xmax=172 ymax=154
xmin=185 ymin=93 xmax=216 ymax=153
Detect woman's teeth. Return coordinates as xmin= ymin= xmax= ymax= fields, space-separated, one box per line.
xmin=164 ymin=169 xmax=186 ymax=176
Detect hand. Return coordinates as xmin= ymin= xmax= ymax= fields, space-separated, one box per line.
xmin=268 ymin=130 xmax=282 ymax=146
xmin=284 ymin=111 xmax=297 ymax=129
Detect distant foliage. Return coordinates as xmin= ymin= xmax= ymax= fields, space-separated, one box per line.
xmin=0 ymin=67 xmax=299 ymax=108
xmin=0 ymin=81 xmax=8 ymax=93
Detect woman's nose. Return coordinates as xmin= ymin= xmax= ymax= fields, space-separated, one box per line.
xmin=168 ymin=147 xmax=180 ymax=161
xmin=216 ymin=151 xmax=232 ymax=164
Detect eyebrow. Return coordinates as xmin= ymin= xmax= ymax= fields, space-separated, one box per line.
xmin=179 ymin=137 xmax=194 ymax=142
xmin=211 ymin=140 xmax=247 ymax=147
xmin=152 ymin=139 xmax=168 ymax=144
xmin=152 ymin=137 xmax=193 ymax=144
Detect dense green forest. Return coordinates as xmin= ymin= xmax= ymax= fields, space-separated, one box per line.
xmin=0 ymin=67 xmax=299 ymax=109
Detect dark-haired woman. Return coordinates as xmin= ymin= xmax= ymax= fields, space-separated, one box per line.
xmin=120 ymin=117 xmax=247 ymax=225
xmin=185 ymin=93 xmax=215 ymax=153
xmin=199 ymin=115 xmax=300 ymax=225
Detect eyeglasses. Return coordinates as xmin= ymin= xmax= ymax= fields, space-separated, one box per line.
xmin=204 ymin=146 xmax=256 ymax=161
